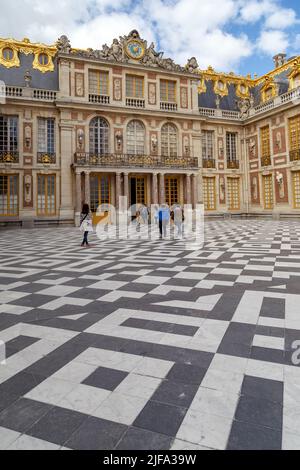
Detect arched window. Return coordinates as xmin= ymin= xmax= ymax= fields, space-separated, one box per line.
xmin=89 ymin=117 xmax=109 ymax=154
xmin=126 ymin=120 xmax=145 ymax=155
xmin=161 ymin=123 xmax=178 ymax=157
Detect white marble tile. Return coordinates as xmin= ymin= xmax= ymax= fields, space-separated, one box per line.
xmin=115 ymin=373 xmax=161 ymax=399
xmin=25 ymin=377 xmax=76 ymax=406
xmin=58 ymin=383 xmax=110 ymax=414
xmin=132 ymin=357 xmax=174 ymax=378
xmin=0 ymin=427 xmax=20 ymax=449
xmin=190 ymin=387 xmax=239 ymax=419
xmin=7 ymin=435 xmax=60 ymax=450
xmin=252 ymin=334 xmax=284 ymax=350
xmin=176 ymin=409 xmax=232 ymax=450
xmin=93 ymin=391 xmax=147 ymax=425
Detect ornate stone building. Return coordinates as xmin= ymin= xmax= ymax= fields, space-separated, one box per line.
xmin=0 ymin=30 xmax=299 ymax=227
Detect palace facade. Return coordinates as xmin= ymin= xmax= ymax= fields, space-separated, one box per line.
xmin=0 ymin=30 xmax=299 ymax=227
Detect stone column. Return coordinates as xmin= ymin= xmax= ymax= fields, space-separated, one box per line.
xmin=159 ymin=173 xmax=165 ymax=204
xmin=152 ymin=173 xmax=158 ymax=205
xmin=192 ymin=173 xmax=198 ymax=208
xmin=75 ymin=171 xmax=82 ymax=227
xmin=59 ymin=123 xmax=74 ymax=221
xmin=115 ymin=172 xmax=121 ymax=209
xmin=84 ymin=171 xmax=90 ymax=207
xmin=186 ymin=174 xmax=192 ymax=205
xmin=123 ymin=172 xmax=129 ymax=208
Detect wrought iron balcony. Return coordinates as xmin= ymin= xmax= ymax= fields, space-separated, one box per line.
xmin=202 ymin=158 xmax=216 ymax=169
xmin=290 ymin=149 xmax=300 ymax=162
xmin=0 ymin=151 xmax=19 ymax=164
xmin=74 ymin=153 xmax=199 ymax=169
xmin=261 ymin=156 xmax=272 ymax=166
xmin=227 ymin=159 xmax=240 ymax=169
xmin=37 ymin=152 xmax=56 ymax=164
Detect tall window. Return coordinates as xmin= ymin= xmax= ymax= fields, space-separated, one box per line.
xmin=90 ymin=175 xmax=110 ymax=213
xmin=226 ymin=132 xmax=237 ymax=161
xmin=89 ymin=70 xmax=109 ymax=95
xmin=0 ymin=116 xmax=18 ymax=153
xmin=293 ymin=171 xmax=300 ymax=209
xmin=37 ymin=174 xmax=56 ymax=215
xmin=203 ymin=177 xmax=216 ymax=210
xmin=202 ymin=130 xmax=214 ymax=159
xmin=260 ymin=125 xmax=270 ymax=158
xmin=165 ymin=177 xmax=179 ymax=206
xmin=127 ymin=120 xmax=145 ymax=155
xmin=126 ymin=75 xmax=144 ymax=98
xmin=227 ymin=177 xmax=240 ymax=210
xmin=89 ymin=117 xmax=109 ymax=154
xmin=38 ymin=118 xmax=55 ymax=153
xmin=161 ymin=123 xmax=178 ymax=157
xmin=0 ymin=174 xmax=18 ymax=215
xmin=160 ymin=80 xmax=176 ymax=102
xmin=263 ymin=175 xmax=274 ymax=210
xmin=289 ymin=115 xmax=300 ymax=151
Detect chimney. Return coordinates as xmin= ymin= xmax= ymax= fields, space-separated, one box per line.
xmin=273 ymin=53 xmax=287 ymax=68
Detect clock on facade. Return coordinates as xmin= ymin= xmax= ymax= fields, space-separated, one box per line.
xmin=125 ymin=39 xmax=145 ymax=60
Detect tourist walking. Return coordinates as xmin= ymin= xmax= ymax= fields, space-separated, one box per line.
xmin=158 ymin=204 xmax=170 ymax=238
xmin=174 ymin=204 xmax=183 ymax=237
xmin=80 ymin=203 xmax=93 ymax=247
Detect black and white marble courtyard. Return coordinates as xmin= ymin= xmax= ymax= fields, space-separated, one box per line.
xmin=0 ymin=219 xmax=300 ymax=450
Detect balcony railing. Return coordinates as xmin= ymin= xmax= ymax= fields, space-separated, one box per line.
xmin=202 ymin=158 xmax=216 ymax=168
xmin=227 ymin=159 xmax=239 ymax=169
xmin=74 ymin=153 xmax=199 ymax=169
xmin=5 ymin=86 xmax=57 ymax=101
xmin=37 ymin=152 xmax=56 ymax=164
xmin=160 ymin=102 xmax=178 ymax=112
xmin=89 ymin=94 xmax=110 ymax=104
xmin=290 ymin=149 xmax=300 ymax=162
xmin=261 ymin=156 xmax=272 ymax=167
xmin=126 ymin=98 xmax=145 ymax=108
xmin=0 ymin=151 xmax=19 ymax=164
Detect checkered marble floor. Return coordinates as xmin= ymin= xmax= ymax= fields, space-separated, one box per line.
xmin=0 ymin=219 xmax=300 ymax=450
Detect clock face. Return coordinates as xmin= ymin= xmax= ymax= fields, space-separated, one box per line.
xmin=126 ymin=40 xmax=144 ymax=60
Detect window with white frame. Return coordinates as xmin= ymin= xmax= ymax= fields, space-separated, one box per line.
xmin=89 ymin=117 xmax=110 ymax=154
xmin=37 ymin=118 xmax=55 ymax=154
xmin=89 ymin=70 xmax=109 ymax=96
xmin=0 ymin=115 xmax=18 ymax=153
xmin=226 ymin=132 xmax=237 ymax=161
xmin=161 ymin=123 xmax=178 ymax=157
xmin=126 ymin=120 xmax=145 ymax=155
xmin=202 ymin=130 xmax=214 ymax=159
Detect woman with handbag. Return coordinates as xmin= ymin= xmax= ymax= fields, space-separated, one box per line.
xmin=80 ymin=203 xmax=93 ymax=247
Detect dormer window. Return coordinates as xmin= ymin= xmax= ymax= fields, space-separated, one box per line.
xmin=38 ymin=53 xmax=49 ymax=66
xmin=2 ymin=47 xmax=14 ymax=61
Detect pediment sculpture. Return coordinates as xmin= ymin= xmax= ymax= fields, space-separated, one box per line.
xmin=56 ymin=30 xmax=199 ymax=74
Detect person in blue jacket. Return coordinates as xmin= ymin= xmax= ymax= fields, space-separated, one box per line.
xmin=158 ymin=204 xmax=170 ymax=238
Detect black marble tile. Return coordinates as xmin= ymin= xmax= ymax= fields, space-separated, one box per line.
xmin=0 ymin=398 xmax=52 ymax=433
xmin=116 ymin=427 xmax=172 ymax=450
xmin=133 ymin=401 xmax=186 ymax=437
xmin=83 ymin=366 xmax=128 ymax=391
xmin=65 ymin=416 xmax=127 ymax=450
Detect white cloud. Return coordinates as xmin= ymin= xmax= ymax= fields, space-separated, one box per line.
xmin=0 ymin=0 xmax=298 ymax=73
xmin=265 ymin=8 xmax=297 ymax=29
xmin=257 ymin=29 xmax=289 ymax=55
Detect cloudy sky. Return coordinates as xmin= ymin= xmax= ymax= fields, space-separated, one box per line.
xmin=0 ymin=0 xmax=299 ymax=76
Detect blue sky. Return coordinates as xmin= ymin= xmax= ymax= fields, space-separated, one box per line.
xmin=0 ymin=0 xmax=299 ymax=76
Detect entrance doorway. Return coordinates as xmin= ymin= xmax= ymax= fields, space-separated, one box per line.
xmin=130 ymin=176 xmax=146 ymax=207
xmin=165 ymin=176 xmax=179 ymax=206
xmin=90 ymin=174 xmax=111 ymax=224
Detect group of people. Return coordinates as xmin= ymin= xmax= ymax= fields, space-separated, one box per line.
xmin=80 ymin=203 xmax=185 ymax=246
